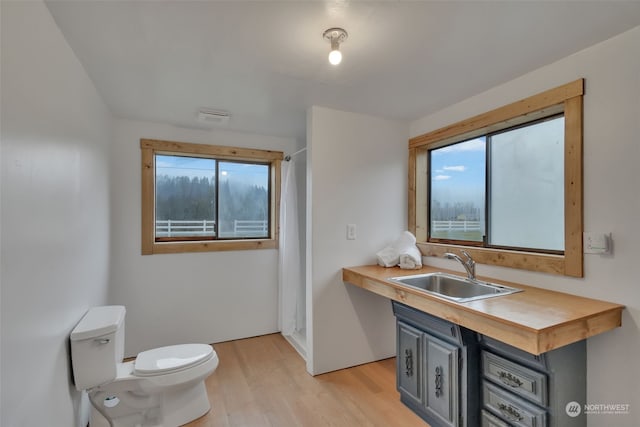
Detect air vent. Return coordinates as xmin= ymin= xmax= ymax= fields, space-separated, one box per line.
xmin=197 ymin=108 xmax=230 ymax=124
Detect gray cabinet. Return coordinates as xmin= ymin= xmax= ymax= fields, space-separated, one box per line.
xmin=393 ymin=301 xmax=587 ymax=427
xmin=392 ymin=301 xmax=479 ymax=427
xmin=398 ymin=322 xmax=422 ymax=406
xmin=480 ymin=336 xmax=586 ymax=427
xmin=424 ymin=334 xmax=460 ymax=426
xmin=482 ymin=381 xmax=547 ymax=426
xmin=482 ymin=409 xmax=511 ymax=427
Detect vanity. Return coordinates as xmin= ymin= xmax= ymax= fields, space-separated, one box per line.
xmin=393 ymin=301 xmax=480 ymax=427
xmin=342 ymin=265 xmax=624 ymax=427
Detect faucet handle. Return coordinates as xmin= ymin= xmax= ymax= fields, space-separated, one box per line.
xmin=461 ymin=250 xmax=476 ymax=279
xmin=444 ymin=251 xmax=475 ymax=279
xmin=461 ymin=250 xmax=473 ymax=262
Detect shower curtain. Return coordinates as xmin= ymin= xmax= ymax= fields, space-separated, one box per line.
xmin=278 ymin=159 xmax=301 ymax=337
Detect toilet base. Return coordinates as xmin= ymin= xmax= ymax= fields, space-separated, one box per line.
xmin=161 ymin=380 xmax=211 ymax=426
xmin=89 ymin=380 xmax=211 ymax=427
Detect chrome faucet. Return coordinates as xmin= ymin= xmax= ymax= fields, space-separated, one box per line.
xmin=444 ymin=251 xmax=476 ymax=280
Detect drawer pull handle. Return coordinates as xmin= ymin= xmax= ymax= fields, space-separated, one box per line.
xmin=497 ymin=403 xmax=524 ymax=422
xmin=404 ymin=349 xmax=413 ymax=377
xmin=435 ymin=366 xmax=443 ymax=397
xmin=497 ymin=370 xmax=524 ymax=388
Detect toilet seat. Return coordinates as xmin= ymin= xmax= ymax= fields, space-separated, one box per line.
xmin=134 ymin=343 xmax=214 ymax=376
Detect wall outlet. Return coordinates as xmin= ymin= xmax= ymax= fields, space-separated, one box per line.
xmin=347 ymin=224 xmax=356 ymax=240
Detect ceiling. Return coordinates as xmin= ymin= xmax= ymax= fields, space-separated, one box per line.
xmin=45 ymin=1 xmax=640 ymax=142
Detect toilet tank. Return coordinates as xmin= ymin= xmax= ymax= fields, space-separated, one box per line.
xmin=70 ymin=306 xmax=126 ymax=390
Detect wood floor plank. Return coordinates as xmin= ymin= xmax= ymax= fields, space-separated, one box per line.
xmin=184 ymin=333 xmax=427 ymax=427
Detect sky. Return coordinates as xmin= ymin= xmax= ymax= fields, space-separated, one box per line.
xmin=430 ymin=115 xmax=563 ymax=227
xmin=155 ymin=154 xmax=268 ymax=187
xmin=430 ymin=137 xmax=486 ymax=207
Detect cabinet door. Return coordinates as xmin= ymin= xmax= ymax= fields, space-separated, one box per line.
xmin=397 ymin=322 xmax=422 ymax=405
xmin=424 ymin=333 xmax=460 ymax=427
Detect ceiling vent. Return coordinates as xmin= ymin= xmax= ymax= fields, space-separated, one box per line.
xmin=197 ymin=108 xmax=230 ymax=125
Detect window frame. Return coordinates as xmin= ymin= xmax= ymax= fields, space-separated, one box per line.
xmin=141 ymin=138 xmax=283 ymax=255
xmin=408 ymin=79 xmax=584 ymax=277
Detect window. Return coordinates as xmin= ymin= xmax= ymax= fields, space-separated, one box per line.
xmin=430 ymin=136 xmax=486 ymax=244
xmin=429 ymin=115 xmax=564 ymax=253
xmin=409 ymin=79 xmax=583 ymax=277
xmin=141 ymin=139 xmax=282 ymax=254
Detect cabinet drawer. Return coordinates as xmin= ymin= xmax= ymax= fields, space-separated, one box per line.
xmin=483 ymin=381 xmax=547 ymax=427
xmin=481 ymin=409 xmax=510 ymax=427
xmin=482 ymin=350 xmax=548 ymax=406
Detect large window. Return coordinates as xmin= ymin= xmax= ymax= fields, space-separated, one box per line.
xmin=409 ymin=79 xmax=584 ymax=277
xmin=141 ymin=139 xmax=282 ymax=254
xmin=429 ymin=115 xmax=564 ymax=253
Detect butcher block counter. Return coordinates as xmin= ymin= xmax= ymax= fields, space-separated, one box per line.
xmin=342 ymin=265 xmax=624 ymax=355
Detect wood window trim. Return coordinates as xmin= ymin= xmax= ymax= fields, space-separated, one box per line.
xmin=408 ymin=79 xmax=584 ymax=277
xmin=141 ymin=138 xmax=283 ymax=255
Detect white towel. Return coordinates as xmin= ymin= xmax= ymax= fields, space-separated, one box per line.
xmin=394 ymin=231 xmax=416 ymax=250
xmin=399 ymin=246 xmax=423 ymax=270
xmin=377 ymin=246 xmax=400 ymax=267
xmin=376 ymin=231 xmax=420 ymax=268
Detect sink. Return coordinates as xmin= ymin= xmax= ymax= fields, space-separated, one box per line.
xmin=388 ymin=272 xmax=522 ymax=302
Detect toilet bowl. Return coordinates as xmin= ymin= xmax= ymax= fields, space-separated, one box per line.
xmin=70 ymin=306 xmax=219 ymax=427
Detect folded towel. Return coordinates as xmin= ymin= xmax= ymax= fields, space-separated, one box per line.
xmin=399 ymin=246 xmax=423 ymax=270
xmin=377 ymin=246 xmax=400 ymax=267
xmin=394 ymin=231 xmax=416 ymax=251
xmin=377 ymin=231 xmax=420 ymax=268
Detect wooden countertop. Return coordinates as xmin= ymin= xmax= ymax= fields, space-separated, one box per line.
xmin=342 ymin=265 xmax=624 ymax=355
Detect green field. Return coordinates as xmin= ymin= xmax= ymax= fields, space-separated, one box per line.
xmin=431 ymin=230 xmax=483 ymax=242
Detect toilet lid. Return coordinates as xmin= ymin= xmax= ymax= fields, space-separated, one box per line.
xmin=134 ymin=343 xmax=213 ymax=376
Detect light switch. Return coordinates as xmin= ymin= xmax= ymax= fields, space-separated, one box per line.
xmin=347 ymin=224 xmax=356 ymax=240
xmin=583 ymin=232 xmax=610 ymax=254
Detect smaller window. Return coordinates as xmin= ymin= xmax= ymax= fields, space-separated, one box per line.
xmin=141 ymin=139 xmax=282 ymax=254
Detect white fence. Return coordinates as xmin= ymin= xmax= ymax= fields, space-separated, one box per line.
xmin=231 ymin=220 xmax=268 ymax=236
xmin=431 ymin=220 xmax=482 ymax=232
xmin=156 ymin=219 xmax=267 ymax=237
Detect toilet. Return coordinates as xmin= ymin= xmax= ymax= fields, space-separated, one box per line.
xmin=70 ymin=306 xmax=219 ymax=427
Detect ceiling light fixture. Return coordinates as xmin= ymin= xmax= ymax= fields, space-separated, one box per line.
xmin=323 ymin=27 xmax=348 ymax=65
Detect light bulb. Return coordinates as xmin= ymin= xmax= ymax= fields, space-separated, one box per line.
xmin=323 ymin=28 xmax=347 ymax=65
xmin=328 ymin=49 xmax=342 ymax=65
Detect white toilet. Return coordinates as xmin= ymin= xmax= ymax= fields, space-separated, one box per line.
xmin=70 ymin=306 xmax=219 ymax=427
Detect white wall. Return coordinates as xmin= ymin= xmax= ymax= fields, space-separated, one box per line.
xmin=110 ymin=119 xmax=299 ymax=356
xmin=0 ymin=2 xmax=113 ymax=426
xmin=306 ymin=106 xmax=408 ymax=374
xmin=411 ymin=26 xmax=640 ymax=426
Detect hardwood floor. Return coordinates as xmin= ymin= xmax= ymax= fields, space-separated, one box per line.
xmin=185 ymin=333 xmax=428 ymax=427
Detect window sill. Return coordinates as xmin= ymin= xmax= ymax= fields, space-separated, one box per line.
xmin=417 ymin=242 xmax=578 ymax=277
xmin=142 ymin=238 xmax=278 ymax=255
